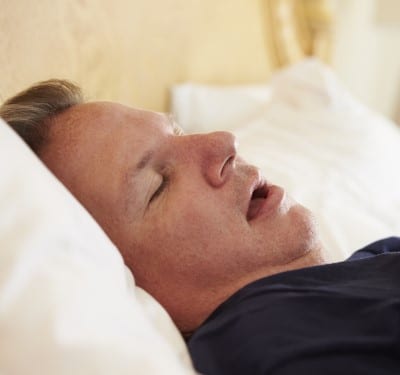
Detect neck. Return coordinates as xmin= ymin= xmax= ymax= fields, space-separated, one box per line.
xmin=168 ymin=246 xmax=326 ymax=335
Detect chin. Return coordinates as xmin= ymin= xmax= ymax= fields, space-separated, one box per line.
xmin=292 ymin=205 xmax=321 ymax=254
xmin=275 ymin=203 xmax=321 ymax=263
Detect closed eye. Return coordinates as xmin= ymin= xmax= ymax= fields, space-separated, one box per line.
xmin=149 ymin=176 xmax=168 ymax=203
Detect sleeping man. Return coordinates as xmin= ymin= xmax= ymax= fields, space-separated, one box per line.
xmin=1 ymin=79 xmax=399 ymax=375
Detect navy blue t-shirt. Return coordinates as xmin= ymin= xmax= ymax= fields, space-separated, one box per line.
xmin=188 ymin=237 xmax=400 ymax=375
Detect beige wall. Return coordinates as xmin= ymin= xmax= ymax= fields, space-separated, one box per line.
xmin=0 ymin=0 xmax=273 ymax=111
xmin=332 ymin=0 xmax=400 ymax=122
xmin=6 ymin=0 xmax=398 ymax=119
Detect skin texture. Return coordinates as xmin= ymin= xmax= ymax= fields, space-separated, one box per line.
xmin=40 ymin=102 xmax=325 ymax=333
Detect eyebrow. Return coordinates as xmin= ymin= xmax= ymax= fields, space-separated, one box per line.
xmin=133 ymin=114 xmax=176 ymax=173
xmin=123 ymin=114 xmax=180 ymax=197
xmin=136 ymin=149 xmax=154 ymax=171
xmin=122 ymin=150 xmax=154 ymax=215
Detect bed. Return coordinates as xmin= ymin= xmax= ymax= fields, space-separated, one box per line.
xmin=1 ymin=1 xmax=399 ymax=374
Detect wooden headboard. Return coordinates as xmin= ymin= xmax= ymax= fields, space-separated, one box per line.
xmin=0 ymin=0 xmax=333 ymax=111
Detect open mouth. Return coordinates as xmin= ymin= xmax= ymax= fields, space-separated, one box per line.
xmin=247 ymin=182 xmax=269 ymax=221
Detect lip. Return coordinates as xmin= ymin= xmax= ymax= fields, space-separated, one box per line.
xmin=247 ymin=184 xmax=285 ymax=222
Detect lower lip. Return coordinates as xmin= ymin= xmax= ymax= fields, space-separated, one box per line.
xmin=252 ymin=185 xmax=285 ymax=221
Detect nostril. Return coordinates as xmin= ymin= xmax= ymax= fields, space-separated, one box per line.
xmin=200 ymin=131 xmax=237 ymax=187
xmin=220 ymin=155 xmax=235 ymax=178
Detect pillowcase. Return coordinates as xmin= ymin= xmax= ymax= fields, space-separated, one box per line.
xmin=171 ymin=83 xmax=271 ymax=132
xmin=0 ymin=118 xmax=195 ymax=374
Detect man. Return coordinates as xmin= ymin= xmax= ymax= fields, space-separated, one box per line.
xmin=1 ymin=80 xmax=399 ymax=374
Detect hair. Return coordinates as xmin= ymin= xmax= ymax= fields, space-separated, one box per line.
xmin=0 ymin=79 xmax=84 ymax=154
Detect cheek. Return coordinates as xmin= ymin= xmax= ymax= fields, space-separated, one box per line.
xmin=130 ymin=189 xmax=252 ymax=285
xmin=157 ymin=204 xmax=220 ymax=249
xmin=148 ymin=199 xmax=242 ymax=261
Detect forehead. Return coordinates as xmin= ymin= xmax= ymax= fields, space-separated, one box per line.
xmin=58 ymin=101 xmax=169 ymax=138
xmin=42 ymin=101 xmax=171 ymax=198
xmin=47 ymin=101 xmax=172 ymax=159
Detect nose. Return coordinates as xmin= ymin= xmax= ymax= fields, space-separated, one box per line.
xmin=185 ymin=131 xmax=238 ymax=187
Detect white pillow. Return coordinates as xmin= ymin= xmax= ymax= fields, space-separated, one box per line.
xmin=171 ymin=83 xmax=271 ymax=133
xmin=239 ymin=60 xmax=400 ymax=261
xmin=170 ymin=59 xmax=400 ymax=262
xmin=0 ymin=118 xmax=195 ymax=374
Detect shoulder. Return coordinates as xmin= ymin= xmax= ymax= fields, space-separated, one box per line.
xmin=348 ymin=237 xmax=400 ymax=261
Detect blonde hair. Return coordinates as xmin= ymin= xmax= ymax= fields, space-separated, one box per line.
xmin=0 ymin=79 xmax=84 ymax=153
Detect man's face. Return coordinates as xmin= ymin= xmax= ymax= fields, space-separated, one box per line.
xmin=42 ymin=102 xmax=319 ymax=318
